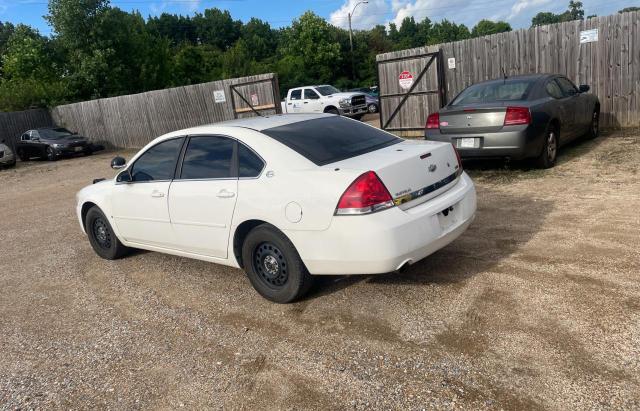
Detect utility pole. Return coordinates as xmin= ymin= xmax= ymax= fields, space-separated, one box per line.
xmin=348 ymin=1 xmax=368 ymax=82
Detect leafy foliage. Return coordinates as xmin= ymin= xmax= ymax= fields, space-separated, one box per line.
xmin=0 ymin=1 xmax=517 ymax=111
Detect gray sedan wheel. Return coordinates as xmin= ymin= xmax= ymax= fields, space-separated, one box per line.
xmin=586 ymin=110 xmax=599 ymax=139
xmin=535 ymin=127 xmax=557 ymax=169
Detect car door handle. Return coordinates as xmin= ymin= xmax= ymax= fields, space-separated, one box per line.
xmin=217 ymin=190 xmax=236 ymax=199
xmin=151 ymin=190 xmax=165 ymax=198
xmin=303 ymin=101 xmax=309 ymax=104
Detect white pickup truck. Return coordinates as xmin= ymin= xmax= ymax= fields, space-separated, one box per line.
xmin=281 ymin=85 xmax=368 ymax=119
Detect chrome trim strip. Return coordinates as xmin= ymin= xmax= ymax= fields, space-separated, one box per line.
xmin=393 ymin=170 xmax=461 ymax=206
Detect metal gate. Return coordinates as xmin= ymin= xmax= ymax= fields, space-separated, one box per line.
xmin=376 ymin=49 xmax=446 ymax=133
xmin=229 ymin=76 xmax=282 ymax=119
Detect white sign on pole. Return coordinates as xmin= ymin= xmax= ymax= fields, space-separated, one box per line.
xmin=579 ymin=29 xmax=598 ymax=44
xmin=214 ymin=90 xmax=226 ymax=103
xmin=448 ymin=57 xmax=456 ymax=69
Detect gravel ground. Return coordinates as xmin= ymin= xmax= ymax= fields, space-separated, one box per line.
xmin=0 ymin=128 xmax=638 ymax=410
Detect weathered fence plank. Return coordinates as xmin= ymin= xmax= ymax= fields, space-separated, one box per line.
xmin=0 ymin=109 xmax=53 ymax=152
xmin=51 ymin=73 xmax=280 ymax=148
xmin=377 ymin=11 xmax=640 ymax=132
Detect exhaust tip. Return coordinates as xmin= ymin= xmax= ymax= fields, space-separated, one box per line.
xmin=396 ymin=259 xmax=413 ymax=273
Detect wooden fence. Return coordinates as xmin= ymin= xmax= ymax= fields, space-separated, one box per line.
xmin=377 ymin=10 xmax=640 ymax=134
xmin=0 ymin=109 xmax=53 ymax=152
xmin=51 ymin=73 xmax=281 ymax=148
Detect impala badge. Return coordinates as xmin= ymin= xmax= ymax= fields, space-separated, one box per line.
xmin=428 ymin=164 xmax=437 ymax=172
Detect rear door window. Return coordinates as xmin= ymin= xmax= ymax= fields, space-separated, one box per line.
xmin=261 ymin=116 xmax=400 ymax=166
xmin=180 ymin=136 xmax=235 ymax=180
xmin=238 ymin=143 xmax=264 ymax=178
xmin=130 ymin=137 xmax=184 ymax=182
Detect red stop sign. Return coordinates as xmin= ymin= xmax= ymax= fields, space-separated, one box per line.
xmin=399 ymin=71 xmax=414 ymax=90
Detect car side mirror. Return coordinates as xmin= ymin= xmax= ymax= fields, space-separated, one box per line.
xmin=579 ymin=84 xmax=590 ymax=93
xmin=111 ymin=156 xmax=126 ymax=169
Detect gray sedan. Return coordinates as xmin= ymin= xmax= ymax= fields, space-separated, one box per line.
xmin=0 ymin=140 xmax=16 ymax=169
xmin=425 ymin=74 xmax=600 ymax=168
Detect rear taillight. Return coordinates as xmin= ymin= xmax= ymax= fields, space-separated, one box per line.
xmin=335 ymin=171 xmax=394 ymax=215
xmin=452 ymin=143 xmax=463 ymax=175
xmin=504 ymin=106 xmax=531 ymax=126
xmin=426 ymin=112 xmax=440 ymax=129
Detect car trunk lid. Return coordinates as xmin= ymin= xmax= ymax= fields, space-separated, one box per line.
xmin=438 ymin=103 xmax=509 ymax=134
xmin=329 ymin=140 xmax=461 ymax=210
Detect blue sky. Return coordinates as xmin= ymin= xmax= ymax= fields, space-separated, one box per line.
xmin=1 ymin=0 xmax=637 ymax=36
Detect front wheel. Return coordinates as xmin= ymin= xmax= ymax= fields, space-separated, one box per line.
xmin=325 ymin=108 xmax=339 ymax=115
xmin=85 ymin=206 xmax=130 ymax=260
xmin=241 ymin=224 xmax=314 ymax=303
xmin=17 ymin=149 xmax=29 ymax=162
xmin=534 ymin=126 xmax=558 ymax=169
xmin=46 ymin=146 xmax=58 ymax=161
xmin=368 ymin=103 xmax=378 ymax=113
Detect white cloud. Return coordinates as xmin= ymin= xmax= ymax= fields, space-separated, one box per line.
xmin=507 ymin=0 xmax=553 ymax=20
xmin=329 ymin=0 xmax=389 ymax=30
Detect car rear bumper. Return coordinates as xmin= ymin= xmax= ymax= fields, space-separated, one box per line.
xmin=55 ymin=145 xmax=91 ymax=155
xmin=425 ymin=126 xmax=543 ymax=160
xmin=287 ymin=172 xmax=476 ymax=275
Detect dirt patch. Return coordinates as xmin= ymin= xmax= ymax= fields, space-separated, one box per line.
xmin=1 ymin=130 xmax=639 ymax=409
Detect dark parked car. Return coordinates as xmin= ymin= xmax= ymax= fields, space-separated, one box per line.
xmin=425 ymin=74 xmax=600 ymax=168
xmin=16 ymin=127 xmax=94 ymax=161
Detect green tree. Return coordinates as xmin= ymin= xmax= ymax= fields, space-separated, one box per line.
xmin=279 ymin=12 xmax=342 ymax=84
xmin=429 ymin=20 xmax=471 ymax=44
xmin=193 ymin=8 xmax=241 ymax=50
xmin=532 ymin=1 xmax=585 ymax=26
xmin=471 ymin=20 xmax=512 ymax=37
xmin=619 ymin=7 xmax=640 ymax=13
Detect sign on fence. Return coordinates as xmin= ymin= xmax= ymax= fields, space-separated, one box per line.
xmin=579 ymin=29 xmax=599 ymax=44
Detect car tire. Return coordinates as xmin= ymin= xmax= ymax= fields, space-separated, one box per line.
xmin=241 ymin=224 xmax=314 ymax=303
xmin=586 ymin=109 xmax=599 ymax=139
xmin=85 ymin=206 xmax=130 ymax=260
xmin=46 ymin=147 xmax=58 ymax=161
xmin=17 ymin=149 xmax=29 ymax=162
xmin=368 ymin=103 xmax=378 ymax=113
xmin=326 ymin=108 xmax=339 ymax=115
xmin=534 ymin=125 xmax=558 ymax=169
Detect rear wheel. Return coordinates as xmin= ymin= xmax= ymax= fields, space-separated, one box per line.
xmin=241 ymin=224 xmax=314 ymax=303
xmin=18 ymin=149 xmax=29 ymax=161
xmin=534 ymin=126 xmax=558 ymax=169
xmin=85 ymin=206 xmax=130 ymax=260
xmin=586 ymin=109 xmax=599 ymax=139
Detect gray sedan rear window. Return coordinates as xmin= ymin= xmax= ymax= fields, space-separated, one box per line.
xmin=261 ymin=116 xmax=400 ymax=166
xmin=452 ymin=80 xmax=533 ymax=105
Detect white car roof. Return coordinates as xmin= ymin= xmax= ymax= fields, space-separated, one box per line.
xmin=178 ymin=113 xmax=333 ymax=134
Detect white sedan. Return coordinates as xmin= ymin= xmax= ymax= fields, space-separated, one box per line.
xmin=76 ymin=114 xmax=476 ymax=303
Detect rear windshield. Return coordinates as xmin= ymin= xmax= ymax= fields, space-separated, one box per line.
xmin=261 ymin=116 xmax=401 ymax=166
xmin=451 ymin=80 xmax=533 ymax=105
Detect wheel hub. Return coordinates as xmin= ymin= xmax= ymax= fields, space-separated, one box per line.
xmin=253 ymin=242 xmax=288 ymax=288
xmin=92 ymin=218 xmax=111 ymax=248
xmin=263 ymin=255 xmax=279 ymax=276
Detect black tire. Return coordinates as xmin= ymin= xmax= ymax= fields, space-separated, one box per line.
xmin=17 ymin=149 xmax=29 ymax=162
xmin=352 ymin=114 xmax=365 ymax=121
xmin=368 ymin=103 xmax=378 ymax=113
xmin=586 ymin=109 xmax=599 ymax=139
xmin=241 ymin=224 xmax=314 ymax=303
xmin=534 ymin=125 xmax=558 ymax=169
xmin=325 ymin=107 xmax=339 ymax=115
xmin=85 ymin=206 xmax=130 ymax=260
xmin=46 ymin=146 xmax=58 ymax=161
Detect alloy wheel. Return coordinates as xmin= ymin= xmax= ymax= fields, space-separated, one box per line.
xmin=547 ymin=131 xmax=557 ymax=162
